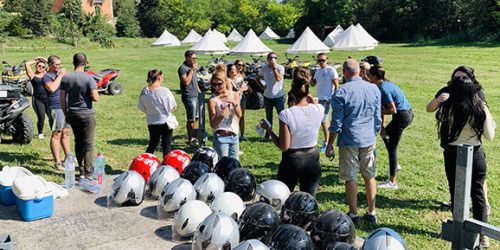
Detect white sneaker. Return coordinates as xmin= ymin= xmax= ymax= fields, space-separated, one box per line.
xmin=480 ymin=235 xmax=490 ymax=248
xmin=38 ymin=134 xmax=44 ymax=139
xmin=386 ymin=164 xmax=401 ymax=175
xmin=378 ymin=180 xmax=398 ymax=189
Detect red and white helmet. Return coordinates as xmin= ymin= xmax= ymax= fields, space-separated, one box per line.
xmin=129 ymin=153 xmax=160 ymax=182
xmin=162 ymin=150 xmax=191 ymax=174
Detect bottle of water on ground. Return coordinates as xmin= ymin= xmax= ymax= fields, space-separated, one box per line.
xmin=64 ymin=152 xmax=76 ymax=189
xmin=86 ymin=153 xmax=106 ymax=194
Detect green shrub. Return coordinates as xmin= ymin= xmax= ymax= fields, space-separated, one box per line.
xmin=6 ymin=16 xmax=31 ymax=37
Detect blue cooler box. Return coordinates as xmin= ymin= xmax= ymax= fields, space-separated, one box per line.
xmin=12 ymin=175 xmax=54 ymax=221
xmin=0 ymin=167 xmax=33 ymax=206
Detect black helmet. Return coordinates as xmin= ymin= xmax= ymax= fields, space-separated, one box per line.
xmin=181 ymin=160 xmax=210 ymax=184
xmin=269 ymin=224 xmax=313 ymax=250
xmin=224 ymin=168 xmax=256 ymax=201
xmin=239 ymin=202 xmax=281 ymax=244
xmin=192 ymin=146 xmax=219 ymax=170
xmin=361 ymin=56 xmax=383 ymax=66
xmin=281 ymin=192 xmax=319 ymax=230
xmin=214 ymin=156 xmax=241 ymax=180
xmin=310 ymin=210 xmax=356 ymax=249
xmin=327 ymin=241 xmax=357 ymax=250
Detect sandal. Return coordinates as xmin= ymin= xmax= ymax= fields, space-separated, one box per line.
xmin=53 ymin=162 xmax=65 ymax=171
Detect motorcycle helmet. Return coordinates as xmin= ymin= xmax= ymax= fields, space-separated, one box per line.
xmin=194 ymin=173 xmax=225 ymax=203
xmin=310 ymin=210 xmax=356 ymax=249
xmin=224 ymin=168 xmax=256 ymax=201
xmin=234 ymin=239 xmax=270 ymax=250
xmin=158 ymin=178 xmax=196 ymax=212
xmin=109 ymin=170 xmax=145 ymax=206
xmin=362 ymin=228 xmax=407 ymax=250
xmin=148 ymin=165 xmax=180 ymax=198
xmin=192 ymin=212 xmax=240 ymax=250
xmin=213 ymin=156 xmax=241 ymax=180
xmin=192 ymin=146 xmax=219 ymax=170
xmin=268 ymin=224 xmax=313 ymax=250
xmin=129 ymin=153 xmax=160 ymax=182
xmin=163 ymin=149 xmax=191 ymax=174
xmin=255 ymin=180 xmax=290 ymax=211
xmin=181 ymin=160 xmax=210 ymax=184
xmin=281 ymin=192 xmax=319 ymax=230
xmin=210 ymin=192 xmax=245 ymax=221
xmin=327 ymin=242 xmax=357 ymax=250
xmin=239 ymin=202 xmax=281 ymax=244
xmin=173 ymin=200 xmax=212 ymax=237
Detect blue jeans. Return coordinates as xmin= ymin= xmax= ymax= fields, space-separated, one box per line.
xmin=198 ymin=92 xmax=208 ymax=144
xmin=264 ymin=96 xmax=285 ymax=130
xmin=213 ymin=133 xmax=239 ymax=160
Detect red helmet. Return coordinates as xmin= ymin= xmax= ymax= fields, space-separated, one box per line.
xmin=129 ymin=153 xmax=160 ymax=182
xmin=162 ymin=150 xmax=191 ymax=174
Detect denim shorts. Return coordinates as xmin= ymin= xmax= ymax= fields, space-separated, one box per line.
xmin=318 ymin=99 xmax=330 ymax=124
xmin=182 ymin=96 xmax=198 ymax=121
xmin=51 ymin=108 xmax=70 ymax=131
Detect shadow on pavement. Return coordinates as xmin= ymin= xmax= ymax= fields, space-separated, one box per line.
xmin=93 ymin=196 xmax=108 ymax=208
xmin=0 ymin=204 xmax=21 ymax=221
xmin=154 ymin=225 xmax=174 ymax=241
xmin=172 ymin=243 xmax=192 ymax=249
xmin=140 ymin=205 xmax=158 ymax=219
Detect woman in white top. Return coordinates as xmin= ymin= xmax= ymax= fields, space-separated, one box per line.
xmin=208 ymin=70 xmax=242 ymax=159
xmin=261 ymin=67 xmax=324 ymax=195
xmin=137 ymin=69 xmax=177 ymax=158
xmin=228 ymin=62 xmax=250 ymax=141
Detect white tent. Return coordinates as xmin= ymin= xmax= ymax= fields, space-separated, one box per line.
xmin=323 ymin=25 xmax=344 ymax=47
xmin=190 ymin=31 xmax=230 ymax=54
xmin=227 ymin=29 xmax=243 ymax=42
xmin=285 ymin=29 xmax=295 ymax=39
xmin=331 ymin=25 xmax=376 ymax=50
xmin=151 ymin=29 xmax=181 ymax=47
xmin=230 ymin=29 xmax=272 ymax=55
xmin=212 ymin=29 xmax=228 ymax=43
xmin=355 ymin=23 xmax=379 ymax=45
xmin=286 ymin=27 xmax=329 ymax=54
xmin=259 ymin=27 xmax=280 ymax=40
xmin=181 ymin=29 xmax=202 ymax=44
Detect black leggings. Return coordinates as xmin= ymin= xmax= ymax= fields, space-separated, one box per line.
xmin=146 ymin=123 xmax=173 ymax=159
xmin=382 ymin=110 xmax=413 ymax=176
xmin=32 ymin=97 xmax=53 ymax=134
xmin=277 ymin=147 xmax=321 ymax=195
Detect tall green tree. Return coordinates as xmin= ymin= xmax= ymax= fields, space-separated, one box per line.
xmin=20 ymin=0 xmax=53 ymax=36
xmin=262 ymin=1 xmax=300 ymax=36
xmin=115 ymin=0 xmax=141 ymax=37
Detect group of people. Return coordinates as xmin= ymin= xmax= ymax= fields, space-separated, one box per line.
xmin=25 ymin=53 xmax=99 ymax=180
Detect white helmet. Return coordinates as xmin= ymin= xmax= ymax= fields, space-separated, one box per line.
xmin=210 ymin=192 xmax=246 ymax=221
xmin=109 ymin=170 xmax=145 ymax=206
xmin=149 ymin=165 xmax=180 ymax=198
xmin=194 ymin=173 xmax=225 ymax=203
xmin=362 ymin=227 xmax=407 ymax=250
xmin=173 ymin=200 xmax=212 ymax=237
xmin=234 ymin=239 xmax=270 ymax=250
xmin=255 ymin=179 xmax=290 ymax=211
xmin=192 ymin=212 xmax=240 ymax=250
xmin=158 ymin=178 xmax=196 ymax=212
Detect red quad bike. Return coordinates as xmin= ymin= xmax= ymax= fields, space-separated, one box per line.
xmin=85 ymin=68 xmax=123 ymax=95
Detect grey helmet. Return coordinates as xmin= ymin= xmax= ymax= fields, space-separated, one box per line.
xmin=110 ymin=170 xmax=145 ymax=206
xmin=158 ymin=178 xmax=196 ymax=212
xmin=234 ymin=239 xmax=270 ymax=250
xmin=192 ymin=212 xmax=240 ymax=250
xmin=362 ymin=228 xmax=407 ymax=250
xmin=210 ymin=192 xmax=246 ymax=221
xmin=173 ymin=200 xmax=212 ymax=237
xmin=256 ymin=179 xmax=290 ymax=211
xmin=194 ymin=173 xmax=225 ymax=203
xmin=148 ymin=165 xmax=180 ymax=198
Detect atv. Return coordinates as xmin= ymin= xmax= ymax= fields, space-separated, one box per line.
xmin=85 ymin=67 xmax=122 ymax=95
xmin=244 ymin=55 xmax=266 ymax=110
xmin=282 ymin=53 xmax=312 ymax=79
xmin=0 ymin=85 xmax=34 ymax=144
xmin=2 ymin=61 xmax=33 ymax=97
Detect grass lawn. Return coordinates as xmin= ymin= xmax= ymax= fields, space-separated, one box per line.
xmin=1 ymin=37 xmax=500 ymax=249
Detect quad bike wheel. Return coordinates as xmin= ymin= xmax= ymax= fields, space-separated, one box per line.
xmin=246 ymin=91 xmax=264 ymax=110
xmin=107 ymin=81 xmax=123 ymax=95
xmin=12 ymin=113 xmax=34 ymax=144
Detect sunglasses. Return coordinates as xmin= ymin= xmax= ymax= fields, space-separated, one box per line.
xmin=270 ymin=56 xmax=277 ymax=60
xmin=191 ymin=57 xmax=197 ymax=60
xmin=212 ymin=81 xmax=224 ymax=87
xmin=317 ymin=59 xmax=327 ymax=63
xmin=36 ymin=64 xmax=46 ymax=68
xmin=237 ymin=64 xmax=244 ymax=66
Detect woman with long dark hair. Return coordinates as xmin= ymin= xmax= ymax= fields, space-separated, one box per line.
xmin=436 ymin=76 xmax=495 ymax=247
xmin=234 ymin=59 xmax=251 ymax=141
xmin=261 ymin=67 xmax=323 ymax=195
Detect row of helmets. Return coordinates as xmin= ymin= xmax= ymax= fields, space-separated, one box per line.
xmin=107 ymin=147 xmax=407 ymax=250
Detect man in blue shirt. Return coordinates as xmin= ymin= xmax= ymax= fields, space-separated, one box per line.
xmin=326 ymin=59 xmax=382 ymax=226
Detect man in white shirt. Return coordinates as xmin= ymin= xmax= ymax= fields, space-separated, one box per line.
xmin=312 ymin=53 xmax=339 ymax=152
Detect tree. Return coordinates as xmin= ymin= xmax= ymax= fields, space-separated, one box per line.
xmin=115 ymin=0 xmax=141 ymax=37
xmin=20 ymin=0 xmax=53 ymax=36
xmin=262 ymin=1 xmax=300 ymax=36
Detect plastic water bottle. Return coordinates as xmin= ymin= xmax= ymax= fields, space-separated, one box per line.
xmin=89 ymin=153 xmax=106 ymax=194
xmin=64 ymin=152 xmax=76 ymax=189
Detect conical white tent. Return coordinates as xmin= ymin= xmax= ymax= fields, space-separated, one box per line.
xmin=323 ymin=25 xmax=344 ymax=47
xmin=230 ymin=29 xmax=272 ymax=56
xmin=181 ymin=29 xmax=202 ymax=44
xmin=259 ymin=27 xmax=280 ymax=40
xmin=212 ymin=29 xmax=228 ymax=43
xmin=332 ymin=25 xmax=376 ymax=51
xmin=227 ymin=29 xmax=243 ymax=42
xmin=285 ymin=29 xmax=295 ymax=39
xmin=355 ymin=23 xmax=379 ymax=45
xmin=286 ymin=27 xmax=329 ymax=54
xmin=151 ymin=29 xmax=181 ymax=47
xmin=190 ymin=31 xmax=230 ymax=54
